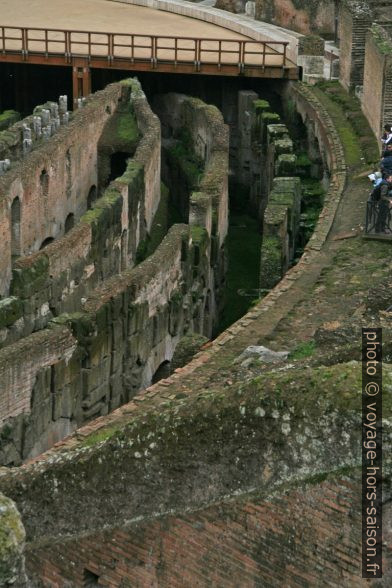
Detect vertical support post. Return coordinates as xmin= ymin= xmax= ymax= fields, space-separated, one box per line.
xmin=72 ymin=59 xmax=91 ymax=109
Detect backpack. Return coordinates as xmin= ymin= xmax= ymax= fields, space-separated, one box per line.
xmin=371 ymin=180 xmax=388 ymax=202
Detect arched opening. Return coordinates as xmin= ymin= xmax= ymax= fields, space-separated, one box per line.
xmin=83 ymin=569 xmax=100 ymax=587
xmin=109 ymin=152 xmax=129 ymax=182
xmin=152 ymin=360 xmax=171 ymax=384
xmin=87 ymin=185 xmax=97 ymax=210
xmin=40 ymin=169 xmax=49 ymax=197
xmin=64 ymin=213 xmax=74 ymax=234
xmin=39 ymin=236 xmax=54 ymax=250
xmin=10 ymin=197 xmax=21 ymax=260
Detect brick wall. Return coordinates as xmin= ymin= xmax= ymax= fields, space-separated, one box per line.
xmin=0 ymin=85 xmax=123 ymax=297
xmin=27 ymin=474 xmax=390 ymax=587
xmin=0 ymin=80 xmax=161 ymax=351
xmin=255 ymin=0 xmax=336 ymax=36
xmin=339 ymin=2 xmax=372 ymax=90
xmin=363 ymin=27 xmax=389 ymax=140
xmin=0 ymin=91 xmax=229 ymax=465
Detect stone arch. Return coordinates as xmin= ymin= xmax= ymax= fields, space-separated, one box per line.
xmin=109 ymin=152 xmax=129 ymax=182
xmin=65 ymin=213 xmax=75 ymax=234
xmin=39 ymin=236 xmax=54 ymax=250
xmin=10 ymin=196 xmax=21 ymax=260
xmin=152 ymin=360 xmax=171 ymax=384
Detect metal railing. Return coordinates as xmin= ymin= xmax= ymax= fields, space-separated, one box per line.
xmin=0 ymin=25 xmax=289 ymax=71
xmin=365 ymin=199 xmax=392 ymax=235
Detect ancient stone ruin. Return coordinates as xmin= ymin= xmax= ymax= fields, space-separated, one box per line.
xmin=0 ymin=0 xmax=391 ymax=586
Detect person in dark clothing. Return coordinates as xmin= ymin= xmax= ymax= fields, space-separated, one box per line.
xmin=375 ymin=174 xmax=392 ymax=232
xmin=382 ymin=124 xmax=392 ymax=147
xmin=382 ymin=144 xmax=392 ymax=158
xmin=381 ymin=154 xmax=392 ymax=178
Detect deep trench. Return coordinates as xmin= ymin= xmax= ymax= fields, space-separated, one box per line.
xmin=2 ymin=65 xmax=325 ymax=336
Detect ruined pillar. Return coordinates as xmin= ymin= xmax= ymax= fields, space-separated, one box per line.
xmin=297 ymin=35 xmax=325 ymax=84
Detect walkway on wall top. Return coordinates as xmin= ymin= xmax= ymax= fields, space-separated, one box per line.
xmin=0 ymin=0 xmax=298 ymax=79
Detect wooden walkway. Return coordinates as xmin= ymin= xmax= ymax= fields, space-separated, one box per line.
xmin=0 ymin=0 xmax=298 ymax=79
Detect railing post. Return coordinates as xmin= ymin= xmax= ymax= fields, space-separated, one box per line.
xmin=238 ymin=40 xmax=245 ymax=74
xmin=21 ymin=28 xmax=27 ymax=60
xmin=87 ymin=32 xmax=91 ymax=62
xmin=194 ymin=38 xmax=201 ymax=72
xmin=108 ymin=33 xmax=114 ymax=64
xmin=65 ymin=30 xmax=71 ymax=63
xmin=151 ymin=36 xmax=157 ymax=68
xmin=130 ymin=34 xmax=134 ymax=63
xmin=283 ymin=43 xmax=287 ymax=67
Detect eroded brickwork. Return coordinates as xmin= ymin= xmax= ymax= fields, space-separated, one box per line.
xmin=27 ymin=476 xmax=385 ymax=588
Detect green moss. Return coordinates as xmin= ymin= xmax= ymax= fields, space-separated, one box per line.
xmin=262 ymin=112 xmax=281 ymax=124
xmin=289 ymin=340 xmax=316 ymax=359
xmin=10 ymin=256 xmax=49 ymax=298
xmin=0 ymin=493 xmax=25 ymax=584
xmin=167 ymin=140 xmax=203 ymax=190
xmin=116 ymin=111 xmax=139 ymax=145
xmin=371 ymin=23 xmax=392 ymax=56
xmin=82 ymin=426 xmax=120 ymax=447
xmin=260 ymin=236 xmax=282 ymax=290
xmin=313 ymin=83 xmax=379 ymax=166
xmin=253 ymin=99 xmax=270 ymax=114
xmin=190 ymin=226 xmax=208 ymax=246
xmin=50 ymin=312 xmax=95 ymax=343
xmin=0 ymin=297 xmax=23 ymax=328
xmin=0 ymin=110 xmax=20 ymax=132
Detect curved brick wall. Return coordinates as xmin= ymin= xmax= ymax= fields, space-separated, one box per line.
xmin=0 ymin=90 xmax=229 ymax=466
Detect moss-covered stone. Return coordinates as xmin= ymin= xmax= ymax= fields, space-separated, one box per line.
xmin=10 ymin=256 xmax=49 ymax=298
xmin=190 ymin=226 xmax=208 ymax=245
xmin=0 ymin=110 xmax=20 ymax=132
xmin=0 ymin=297 xmax=23 ymax=329
xmin=371 ymin=23 xmax=392 ymax=56
xmin=171 ymin=333 xmax=209 ymax=371
xmin=260 ymin=235 xmax=283 ymax=289
xmin=0 ymin=493 xmax=26 ymax=586
xmin=275 ymin=154 xmax=297 ymax=176
xmin=253 ymin=99 xmax=270 ymax=114
xmin=262 ymin=112 xmax=281 ymax=125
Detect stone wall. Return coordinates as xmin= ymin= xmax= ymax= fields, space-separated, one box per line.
xmin=0 ymin=361 xmax=375 ymax=543
xmin=0 ymin=82 xmax=372 ymax=587
xmin=0 ymin=80 xmax=161 ymax=351
xmin=338 ymin=0 xmax=372 ymax=90
xmin=0 ymin=85 xmax=125 ymax=297
xmin=154 ymin=93 xmax=229 ymax=328
xmin=0 ymin=90 xmax=229 ymax=465
xmin=26 ymin=474 xmax=381 ymax=588
xmin=363 ymin=24 xmax=392 ymax=140
xmin=255 ymin=0 xmax=336 ymax=36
